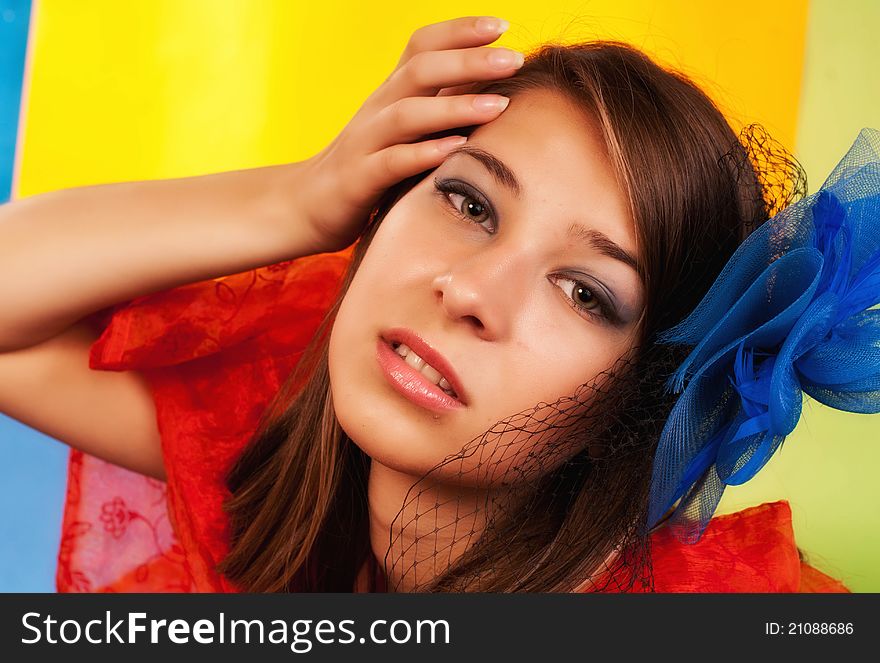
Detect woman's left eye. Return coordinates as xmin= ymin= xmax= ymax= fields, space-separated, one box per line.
xmin=551 ymin=276 xmax=615 ymax=323
xmin=433 ymin=178 xmax=496 ymax=232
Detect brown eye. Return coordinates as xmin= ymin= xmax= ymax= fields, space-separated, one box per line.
xmin=450 ymin=192 xmax=490 ymax=224
xmin=573 ymin=283 xmax=600 ymax=310
xmin=433 ymin=178 xmax=496 ymax=232
xmin=551 ymin=275 xmax=613 ymax=322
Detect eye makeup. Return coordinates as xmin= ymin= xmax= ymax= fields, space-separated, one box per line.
xmin=430 ymin=174 xmax=633 ymax=327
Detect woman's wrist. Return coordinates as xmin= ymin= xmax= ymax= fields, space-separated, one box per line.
xmin=257 ymin=157 xmax=343 ymax=259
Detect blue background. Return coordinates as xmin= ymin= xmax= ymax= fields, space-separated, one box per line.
xmin=0 ymin=0 xmax=67 ymax=592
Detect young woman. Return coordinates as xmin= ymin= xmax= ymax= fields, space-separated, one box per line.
xmin=0 ymin=16 xmax=872 ymax=593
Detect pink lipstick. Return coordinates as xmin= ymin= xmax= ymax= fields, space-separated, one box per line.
xmin=376 ymin=329 xmax=468 ymax=414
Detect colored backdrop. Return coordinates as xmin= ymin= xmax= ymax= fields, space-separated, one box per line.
xmin=0 ymin=0 xmax=877 ymax=591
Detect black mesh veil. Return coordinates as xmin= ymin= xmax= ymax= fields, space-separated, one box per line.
xmin=370 ymin=124 xmax=808 ymax=593
xmin=382 ymin=345 xmax=683 ymax=592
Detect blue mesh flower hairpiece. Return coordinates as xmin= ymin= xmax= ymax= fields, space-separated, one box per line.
xmin=647 ymin=127 xmax=880 ymax=543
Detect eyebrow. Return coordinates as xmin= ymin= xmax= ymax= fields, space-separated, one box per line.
xmin=447 ymin=145 xmax=523 ymax=198
xmin=447 ymin=145 xmax=640 ymax=273
xmin=567 ymin=224 xmax=640 ymax=273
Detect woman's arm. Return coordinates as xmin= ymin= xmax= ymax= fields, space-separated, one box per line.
xmin=0 ymin=161 xmax=324 ymax=351
xmin=0 ymin=16 xmax=521 ymax=353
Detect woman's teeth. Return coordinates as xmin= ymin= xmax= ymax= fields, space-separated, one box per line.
xmin=391 ymin=342 xmax=458 ymax=398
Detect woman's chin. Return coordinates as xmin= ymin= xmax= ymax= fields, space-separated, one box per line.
xmin=331 ymin=384 xmax=437 ymax=475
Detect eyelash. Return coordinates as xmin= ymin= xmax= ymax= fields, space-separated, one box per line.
xmin=432 ymin=177 xmax=619 ymax=324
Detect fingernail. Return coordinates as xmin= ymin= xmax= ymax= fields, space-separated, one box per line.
xmin=438 ymin=135 xmax=468 ymax=151
xmin=473 ymin=95 xmax=510 ymax=112
xmin=488 ymin=48 xmax=525 ymax=70
xmin=475 ymin=17 xmax=510 ymax=35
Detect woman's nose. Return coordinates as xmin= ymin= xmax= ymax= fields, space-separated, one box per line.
xmin=431 ymin=256 xmax=522 ymax=340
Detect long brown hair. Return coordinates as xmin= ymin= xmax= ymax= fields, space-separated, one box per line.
xmin=217 ymin=41 xmax=797 ymax=592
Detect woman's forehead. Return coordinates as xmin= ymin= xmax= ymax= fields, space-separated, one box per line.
xmin=444 ymin=88 xmax=638 ymax=258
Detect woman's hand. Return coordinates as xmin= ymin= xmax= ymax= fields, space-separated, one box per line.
xmin=300 ymin=16 xmax=523 ymax=254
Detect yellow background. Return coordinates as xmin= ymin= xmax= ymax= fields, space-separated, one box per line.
xmin=15 ymin=0 xmax=879 ymax=590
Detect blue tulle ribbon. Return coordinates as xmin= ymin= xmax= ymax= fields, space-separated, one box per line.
xmin=647 ymin=127 xmax=880 ymax=543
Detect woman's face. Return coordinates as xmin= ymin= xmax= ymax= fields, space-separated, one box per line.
xmin=329 ymin=87 xmax=644 ymax=483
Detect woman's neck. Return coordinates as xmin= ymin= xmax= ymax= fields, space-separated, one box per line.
xmin=367 ymin=460 xmax=492 ymax=592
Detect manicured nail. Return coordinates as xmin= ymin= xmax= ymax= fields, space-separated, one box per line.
xmin=473 ymin=95 xmax=510 ymax=112
xmin=487 ymin=48 xmax=525 ymax=69
xmin=438 ymin=135 xmax=468 ymax=152
xmin=475 ymin=17 xmax=510 ymax=36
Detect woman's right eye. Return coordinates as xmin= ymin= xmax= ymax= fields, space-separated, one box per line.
xmin=433 ymin=178 xmax=497 ymax=232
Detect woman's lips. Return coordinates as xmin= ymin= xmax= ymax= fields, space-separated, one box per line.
xmin=376 ymin=337 xmax=466 ymax=414
xmin=380 ymin=327 xmax=469 ymax=405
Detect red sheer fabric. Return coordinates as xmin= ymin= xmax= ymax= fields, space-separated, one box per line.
xmin=647 ymin=500 xmax=849 ymax=593
xmin=55 ymin=250 xmax=850 ymax=594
